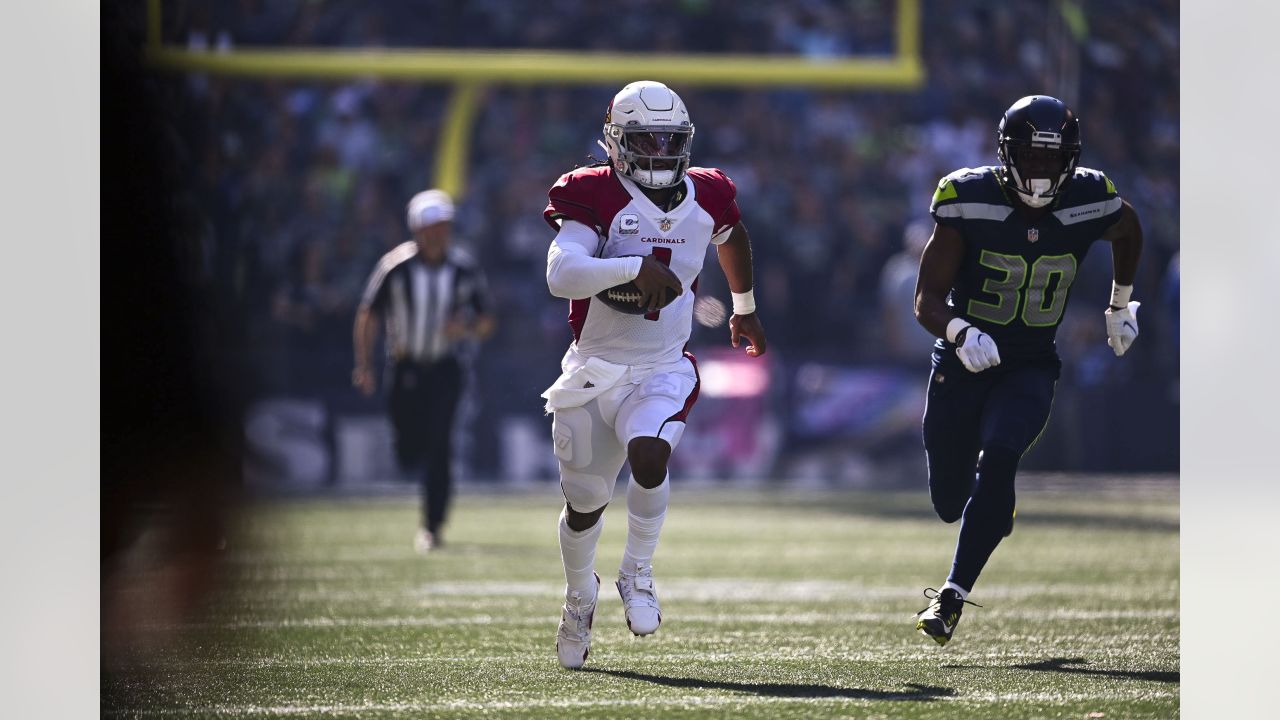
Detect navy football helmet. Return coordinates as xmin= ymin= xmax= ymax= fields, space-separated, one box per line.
xmin=997 ymin=95 xmax=1081 ymax=208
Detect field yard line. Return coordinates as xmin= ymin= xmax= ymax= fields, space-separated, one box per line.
xmin=179 ymin=607 xmax=1177 ymax=631
xmin=231 ymin=579 xmax=1178 ymax=603
xmin=136 ymin=646 xmax=1177 ymax=667
xmin=102 ymin=686 xmax=1177 ymax=717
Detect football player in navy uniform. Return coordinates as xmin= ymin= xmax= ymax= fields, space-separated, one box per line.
xmin=912 ymin=96 xmax=1143 ymax=645
xmin=541 ymin=81 xmax=767 ymax=669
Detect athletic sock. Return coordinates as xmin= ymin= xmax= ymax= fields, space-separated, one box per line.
xmin=620 ymin=473 xmax=669 ymax=574
xmin=941 ymin=580 xmax=970 ymax=601
xmin=558 ymin=506 xmax=603 ymax=596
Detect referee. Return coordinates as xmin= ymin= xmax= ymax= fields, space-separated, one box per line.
xmin=353 ymin=189 xmax=495 ymax=553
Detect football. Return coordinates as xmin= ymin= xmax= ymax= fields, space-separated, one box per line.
xmin=597 ymin=279 xmax=679 ymax=315
xmin=595 ymin=256 xmax=680 ymax=314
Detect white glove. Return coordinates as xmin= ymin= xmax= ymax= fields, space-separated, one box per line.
xmin=956 ymin=326 xmax=1001 ymax=373
xmin=1104 ymin=300 xmax=1141 ymax=357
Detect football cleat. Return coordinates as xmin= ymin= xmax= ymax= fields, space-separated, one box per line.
xmin=914 ymin=587 xmax=982 ymax=646
xmin=616 ymin=562 xmax=662 ymax=636
xmin=556 ymin=574 xmax=600 ymax=670
xmin=413 ymin=529 xmax=438 ymax=554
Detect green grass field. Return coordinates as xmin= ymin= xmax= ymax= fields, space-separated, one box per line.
xmin=103 ymin=476 xmax=1178 ymax=718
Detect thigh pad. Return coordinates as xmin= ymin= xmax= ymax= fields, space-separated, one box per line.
xmin=552 ymin=406 xmax=594 ymax=469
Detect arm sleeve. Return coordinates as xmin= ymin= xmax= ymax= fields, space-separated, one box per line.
xmin=359 ymin=262 xmax=391 ymax=313
xmin=546 ymin=220 xmax=643 ymax=299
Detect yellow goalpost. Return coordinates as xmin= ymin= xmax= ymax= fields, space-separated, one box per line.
xmin=143 ymin=0 xmax=924 ymax=197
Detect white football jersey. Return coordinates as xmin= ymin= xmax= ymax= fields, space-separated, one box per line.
xmin=544 ymin=166 xmax=741 ymax=366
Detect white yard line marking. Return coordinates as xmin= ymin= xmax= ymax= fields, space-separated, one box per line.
xmin=130 ymin=646 xmax=1178 ymax=668
xmin=166 ymin=607 xmax=1177 ymax=631
xmin=232 ymin=579 xmax=1178 ymax=604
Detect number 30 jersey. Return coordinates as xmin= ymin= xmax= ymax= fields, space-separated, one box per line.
xmin=929 ymin=165 xmax=1124 ymax=362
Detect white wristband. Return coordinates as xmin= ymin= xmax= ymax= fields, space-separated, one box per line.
xmin=731 ymin=290 xmax=756 ymax=315
xmin=1110 ymin=282 xmax=1133 ymax=308
xmin=945 ymin=317 xmax=972 ymax=344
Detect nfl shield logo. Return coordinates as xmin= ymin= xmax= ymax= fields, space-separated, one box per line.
xmin=1026 ymin=228 xmax=1039 ymax=243
xmin=658 ymin=217 xmax=674 ymax=233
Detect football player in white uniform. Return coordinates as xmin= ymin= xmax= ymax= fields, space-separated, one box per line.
xmin=542 ymin=81 xmax=767 ymax=669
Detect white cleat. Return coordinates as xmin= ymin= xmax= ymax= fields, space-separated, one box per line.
xmin=556 ymin=574 xmax=600 ymax=670
xmin=616 ymin=562 xmax=662 ymax=636
xmin=412 ymin=529 xmax=436 ymax=555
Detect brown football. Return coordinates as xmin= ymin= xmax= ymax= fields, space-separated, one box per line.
xmin=596 ymin=257 xmax=679 ymax=315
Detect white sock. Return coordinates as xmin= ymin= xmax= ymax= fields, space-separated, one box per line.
xmin=620 ymin=473 xmax=669 ymax=574
xmin=559 ymin=507 xmax=603 ymax=596
xmin=941 ymin=580 xmax=969 ymax=601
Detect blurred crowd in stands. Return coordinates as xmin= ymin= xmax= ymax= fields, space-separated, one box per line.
xmin=142 ymin=0 xmax=1180 ymax=479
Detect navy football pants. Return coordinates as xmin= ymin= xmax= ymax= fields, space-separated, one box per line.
xmin=921 ymin=360 xmax=1058 ymax=592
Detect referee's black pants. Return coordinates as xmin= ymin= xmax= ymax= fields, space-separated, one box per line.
xmin=389 ymin=356 xmax=463 ymax=535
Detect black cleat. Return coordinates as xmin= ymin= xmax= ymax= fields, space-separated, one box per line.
xmin=914 ymin=587 xmax=982 ymax=646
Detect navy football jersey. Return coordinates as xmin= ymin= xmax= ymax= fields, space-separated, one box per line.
xmin=929 ymin=165 xmax=1124 ymax=362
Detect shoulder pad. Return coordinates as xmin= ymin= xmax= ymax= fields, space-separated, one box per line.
xmin=549 ymin=166 xmax=615 ymax=199
xmin=544 ymin=166 xmax=626 ymax=233
xmin=688 ymin=167 xmax=740 ymax=233
xmin=1069 ymin=166 xmax=1120 ymax=199
xmin=931 ymin=167 xmax=998 ymax=208
xmin=687 ymin=167 xmax=737 ymax=196
xmin=1053 ymin=167 xmax=1124 ymax=225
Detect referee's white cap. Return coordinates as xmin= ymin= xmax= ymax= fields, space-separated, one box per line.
xmin=407 ymin=189 xmax=455 ymax=230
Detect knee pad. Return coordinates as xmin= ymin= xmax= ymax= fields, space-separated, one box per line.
xmin=552 ymin=406 xmax=594 ymax=469
xmin=560 ymin=466 xmax=614 ymax=514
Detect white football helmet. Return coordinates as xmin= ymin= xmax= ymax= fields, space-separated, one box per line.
xmin=599 ymin=81 xmax=694 ymax=189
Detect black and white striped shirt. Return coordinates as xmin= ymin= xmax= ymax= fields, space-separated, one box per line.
xmin=360 ymin=241 xmax=491 ymax=363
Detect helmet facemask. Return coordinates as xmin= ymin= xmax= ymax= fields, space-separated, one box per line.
xmin=999 ymin=136 xmax=1079 ymax=208
xmin=602 ymin=124 xmax=694 ymax=189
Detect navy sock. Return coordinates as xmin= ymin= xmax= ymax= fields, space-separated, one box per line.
xmin=947 ymin=446 xmax=1020 ymax=592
